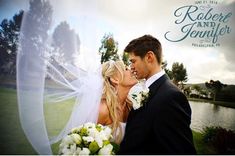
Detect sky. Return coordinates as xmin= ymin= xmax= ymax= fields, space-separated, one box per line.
xmin=0 ymin=0 xmax=234 ymax=84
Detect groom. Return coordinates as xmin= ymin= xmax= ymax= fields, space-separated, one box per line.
xmin=118 ymin=35 xmax=196 ymax=154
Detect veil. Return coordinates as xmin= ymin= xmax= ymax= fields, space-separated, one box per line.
xmin=17 ymin=0 xmax=102 ymax=154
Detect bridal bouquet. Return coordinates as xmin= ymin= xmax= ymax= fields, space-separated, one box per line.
xmin=59 ymin=122 xmax=117 ymax=155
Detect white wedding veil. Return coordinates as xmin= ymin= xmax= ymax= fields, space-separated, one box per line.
xmin=17 ymin=0 xmax=102 ymax=154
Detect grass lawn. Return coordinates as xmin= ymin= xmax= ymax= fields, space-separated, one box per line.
xmin=0 ymin=87 xmax=214 ymax=154
xmin=192 ymin=131 xmax=216 ymax=154
xmin=0 ymin=87 xmax=36 ymax=154
xmin=0 ymin=87 xmax=74 ymax=154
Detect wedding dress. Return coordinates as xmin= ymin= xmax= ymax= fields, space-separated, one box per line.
xmin=119 ymin=122 xmax=127 ymax=141
xmin=112 ymin=122 xmax=126 ymax=142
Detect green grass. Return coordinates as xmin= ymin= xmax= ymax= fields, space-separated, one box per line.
xmin=0 ymin=87 xmax=36 ymax=154
xmin=0 ymin=87 xmax=75 ymax=154
xmin=0 ymin=87 xmax=217 ymax=154
xmin=192 ymin=131 xmax=216 ymax=154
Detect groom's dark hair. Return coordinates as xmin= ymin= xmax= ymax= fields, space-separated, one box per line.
xmin=124 ymin=34 xmax=162 ymax=64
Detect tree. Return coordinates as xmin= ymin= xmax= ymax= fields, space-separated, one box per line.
xmin=205 ymin=80 xmax=227 ymax=101
xmin=192 ymin=84 xmax=202 ymax=93
xmin=51 ymin=21 xmax=80 ymax=65
xmin=183 ymin=86 xmax=191 ymax=97
xmin=192 ymin=85 xmax=202 ymax=98
xmin=18 ymin=0 xmax=53 ymax=83
xmin=99 ymin=33 xmax=119 ymax=64
xmin=20 ymin=0 xmax=52 ymax=58
xmin=171 ymin=62 xmax=188 ymax=87
xmin=161 ymin=61 xmax=173 ymax=79
xmin=0 ymin=10 xmax=24 ymax=76
xmin=122 ymin=52 xmax=130 ymax=66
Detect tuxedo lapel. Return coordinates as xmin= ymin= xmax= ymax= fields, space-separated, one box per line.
xmin=126 ymin=74 xmax=169 ymax=130
xmin=148 ymin=74 xmax=168 ymax=101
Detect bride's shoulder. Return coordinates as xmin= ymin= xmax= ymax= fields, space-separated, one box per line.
xmin=98 ymin=99 xmax=112 ymax=125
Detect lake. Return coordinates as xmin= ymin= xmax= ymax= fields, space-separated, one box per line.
xmin=189 ymin=101 xmax=235 ymax=132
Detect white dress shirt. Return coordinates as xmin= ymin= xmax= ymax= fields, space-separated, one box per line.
xmin=145 ymin=70 xmax=165 ymax=88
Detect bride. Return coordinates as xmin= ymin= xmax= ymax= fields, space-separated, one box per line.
xmin=99 ymin=61 xmax=137 ymax=144
xmin=16 ymin=1 xmax=138 ymax=154
xmin=17 ymin=10 xmax=137 ymax=155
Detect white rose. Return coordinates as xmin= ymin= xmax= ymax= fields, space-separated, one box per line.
xmin=94 ymin=136 xmax=103 ymax=148
xmin=103 ymin=127 xmax=112 ymax=139
xmin=99 ymin=130 xmax=108 ymax=140
xmin=83 ymin=136 xmax=94 ymax=142
xmin=128 ymin=92 xmax=139 ymax=110
xmin=132 ymin=101 xmax=140 ymax=110
xmin=61 ymin=147 xmax=72 ymax=155
xmin=75 ymin=147 xmax=81 ymax=155
xmin=79 ymin=148 xmax=90 ymax=155
xmin=71 ymin=127 xmax=81 ymax=133
xmin=70 ymin=143 xmax=77 ymax=154
xmin=98 ymin=144 xmax=113 ymax=155
xmin=84 ymin=122 xmax=95 ymax=129
xmin=88 ymin=127 xmax=99 ymax=138
xmin=62 ymin=135 xmax=74 ymax=145
xmin=142 ymin=88 xmax=149 ymax=96
xmin=136 ymin=93 xmax=142 ymax=104
xmin=132 ymin=95 xmax=141 ymax=110
xmin=71 ymin=133 xmax=82 ymax=144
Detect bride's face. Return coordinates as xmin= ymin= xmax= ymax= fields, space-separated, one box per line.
xmin=120 ymin=67 xmax=138 ymax=87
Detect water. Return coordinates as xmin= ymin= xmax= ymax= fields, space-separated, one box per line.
xmin=189 ymin=101 xmax=235 ymax=132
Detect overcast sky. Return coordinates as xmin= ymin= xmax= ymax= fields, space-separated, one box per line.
xmin=0 ymin=0 xmax=234 ymax=84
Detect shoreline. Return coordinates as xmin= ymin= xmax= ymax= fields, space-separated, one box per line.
xmin=188 ymin=97 xmax=235 ymax=109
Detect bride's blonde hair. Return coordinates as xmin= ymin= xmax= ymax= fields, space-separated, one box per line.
xmin=102 ymin=60 xmax=131 ymax=144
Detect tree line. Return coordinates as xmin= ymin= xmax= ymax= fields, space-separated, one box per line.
xmin=0 ymin=0 xmax=80 ymax=78
xmin=0 ymin=0 xmax=233 ymax=103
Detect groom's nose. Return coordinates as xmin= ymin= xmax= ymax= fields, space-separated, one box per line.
xmin=131 ymin=67 xmax=135 ymax=74
xmin=130 ymin=63 xmax=134 ymax=69
xmin=130 ymin=65 xmax=134 ymax=71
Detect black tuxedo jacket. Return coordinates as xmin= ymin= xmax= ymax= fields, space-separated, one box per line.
xmin=118 ymin=74 xmax=196 ymax=154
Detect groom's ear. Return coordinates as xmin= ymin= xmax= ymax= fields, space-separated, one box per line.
xmin=145 ymin=51 xmax=155 ymax=63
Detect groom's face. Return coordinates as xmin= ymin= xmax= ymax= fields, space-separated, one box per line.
xmin=129 ymin=52 xmax=148 ymax=80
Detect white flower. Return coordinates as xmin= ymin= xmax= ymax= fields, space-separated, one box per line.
xmin=62 ymin=135 xmax=74 ymax=145
xmin=71 ymin=127 xmax=82 ymax=133
xmin=70 ymin=143 xmax=77 ymax=154
xmin=79 ymin=147 xmax=90 ymax=155
xmin=84 ymin=122 xmax=95 ymax=129
xmin=128 ymin=81 xmax=149 ymax=110
xmin=136 ymin=93 xmax=142 ymax=103
xmin=87 ymin=127 xmax=99 ymax=138
xmin=98 ymin=144 xmax=113 ymax=155
xmin=59 ymin=123 xmax=116 ymax=155
xmin=132 ymin=99 xmax=141 ymax=110
xmin=103 ymin=127 xmax=112 ymax=138
xmin=94 ymin=136 xmax=103 ymax=148
xmin=83 ymin=136 xmax=94 ymax=143
xmin=61 ymin=147 xmax=72 ymax=155
xmin=75 ymin=147 xmax=82 ymax=155
xmin=71 ymin=133 xmax=82 ymax=144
